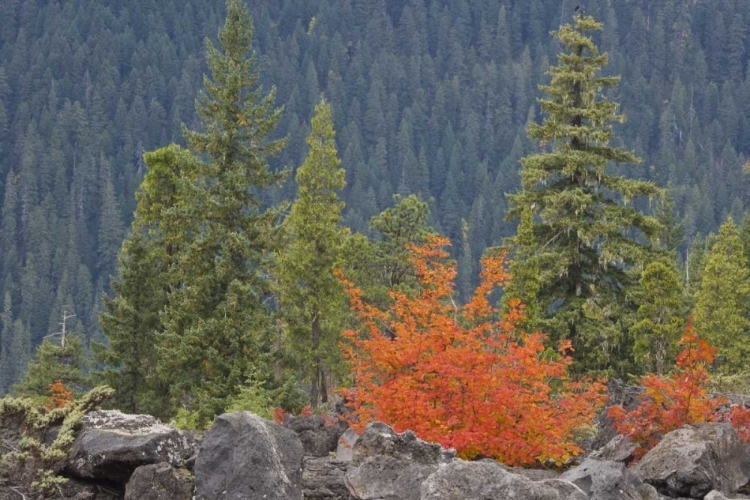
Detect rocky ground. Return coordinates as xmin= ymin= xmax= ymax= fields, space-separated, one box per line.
xmin=0 ymin=391 xmax=749 ymax=500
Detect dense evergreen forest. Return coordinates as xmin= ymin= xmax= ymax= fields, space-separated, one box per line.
xmin=1 ymin=0 xmax=750 ymax=396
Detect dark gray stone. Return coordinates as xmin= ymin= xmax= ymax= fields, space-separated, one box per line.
xmin=352 ymin=422 xmax=455 ymax=464
xmin=64 ymin=410 xmax=197 ymax=483
xmin=561 ymin=458 xmax=659 ymax=500
xmin=194 ymin=411 xmax=303 ymax=500
xmin=633 ymin=424 xmax=750 ymax=499
xmin=345 ymin=422 xmax=455 ymax=500
xmin=286 ymin=415 xmax=348 ymax=458
xmin=124 ymin=462 xmax=193 ymax=500
xmin=346 ymin=456 xmax=438 ymax=500
xmin=303 ymin=457 xmax=354 ymax=500
xmin=419 ymin=460 xmax=587 ymax=500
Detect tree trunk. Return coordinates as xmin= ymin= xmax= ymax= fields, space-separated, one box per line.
xmin=310 ymin=314 xmax=321 ymax=407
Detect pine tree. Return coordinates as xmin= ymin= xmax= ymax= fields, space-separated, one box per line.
xmin=277 ymin=99 xmax=348 ymax=407
xmin=507 ymin=16 xmax=661 ymax=374
xmin=95 ymin=231 xmax=172 ymax=417
xmin=693 ymin=219 xmax=750 ymax=373
xmin=653 ymin=189 xmax=685 ymax=253
xmin=630 ymin=260 xmax=685 ymax=375
xmin=156 ymin=0 xmax=286 ymax=424
xmin=342 ymin=194 xmax=433 ymax=312
xmin=502 ymin=206 xmax=541 ymax=331
xmin=14 ymin=312 xmax=87 ymax=398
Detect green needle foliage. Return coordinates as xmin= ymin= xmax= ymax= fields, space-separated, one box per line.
xmin=694 ymin=218 xmax=750 ymax=373
xmin=342 ymin=194 xmax=434 ymax=313
xmin=630 ymin=260 xmax=685 ymax=376
xmin=14 ymin=332 xmax=87 ymax=399
xmin=95 ymin=232 xmax=172 ymax=418
xmin=156 ymin=0 xmax=286 ymax=425
xmin=507 ymin=15 xmax=661 ymax=375
xmin=95 ymin=145 xmax=192 ymax=418
xmin=277 ymin=98 xmax=348 ymax=407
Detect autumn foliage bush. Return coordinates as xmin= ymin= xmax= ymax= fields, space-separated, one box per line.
xmin=47 ymin=380 xmax=74 ymax=409
xmin=339 ymin=236 xmax=606 ymax=466
xmin=608 ymin=322 xmax=750 ymax=458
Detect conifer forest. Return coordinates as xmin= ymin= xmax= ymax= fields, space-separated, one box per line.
xmin=1 ymin=0 xmax=750 ymax=453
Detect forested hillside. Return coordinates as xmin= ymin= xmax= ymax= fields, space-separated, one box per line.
xmin=1 ymin=0 xmax=749 ymax=391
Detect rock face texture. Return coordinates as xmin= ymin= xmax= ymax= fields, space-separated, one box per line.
xmin=420 ymin=460 xmax=588 ymax=500
xmin=124 ymin=462 xmax=194 ymax=500
xmin=589 ymin=435 xmax=636 ymax=464
xmin=64 ymin=410 xmax=198 ymax=483
xmin=286 ymin=414 xmax=348 ymax=458
xmin=193 ymin=411 xmax=304 ymax=500
xmin=633 ymin=424 xmax=750 ymax=499
xmin=303 ymin=456 xmax=354 ymax=500
xmin=561 ymin=458 xmax=659 ymax=500
xmin=344 ymin=422 xmax=455 ymax=500
xmin=703 ymin=491 xmax=750 ymax=500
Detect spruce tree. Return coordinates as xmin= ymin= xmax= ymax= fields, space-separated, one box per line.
xmin=342 ymin=194 xmax=434 ymax=312
xmin=630 ymin=260 xmax=685 ymax=375
xmin=277 ymin=99 xmax=348 ymax=407
xmin=507 ymin=15 xmax=661 ymax=374
xmin=501 ymin=206 xmax=541 ymax=332
xmin=157 ymin=0 xmax=286 ymax=424
xmin=95 ymin=232 xmax=172 ymax=417
xmin=95 ymin=145 xmax=191 ymax=418
xmin=14 ymin=317 xmax=86 ymax=398
xmin=694 ymin=219 xmax=750 ymax=373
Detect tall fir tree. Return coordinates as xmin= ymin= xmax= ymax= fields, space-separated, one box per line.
xmin=277 ymin=99 xmax=348 ymax=407
xmin=95 ymin=145 xmax=192 ymax=418
xmin=156 ymin=0 xmax=286 ymax=424
xmin=693 ymin=218 xmax=750 ymax=373
xmin=507 ymin=15 xmax=661 ymax=374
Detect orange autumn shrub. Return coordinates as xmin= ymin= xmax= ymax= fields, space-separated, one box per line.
xmin=608 ymin=323 xmax=750 ymax=458
xmin=339 ymin=235 xmax=606 ymax=466
xmin=48 ymin=380 xmax=74 ymax=409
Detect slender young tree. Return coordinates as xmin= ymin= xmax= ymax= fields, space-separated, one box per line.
xmin=14 ymin=313 xmax=87 ymax=398
xmin=694 ymin=218 xmax=750 ymax=373
xmin=506 ymin=15 xmax=661 ymax=374
xmin=502 ymin=206 xmax=541 ymax=332
xmin=277 ymin=99 xmax=348 ymax=407
xmin=630 ymin=260 xmax=685 ymax=375
xmin=156 ymin=0 xmax=286 ymax=424
xmin=95 ymin=145 xmax=192 ymax=418
xmin=342 ymin=194 xmax=434 ymax=312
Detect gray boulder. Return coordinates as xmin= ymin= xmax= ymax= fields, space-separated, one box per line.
xmin=351 ymin=422 xmax=455 ymax=464
xmin=345 ymin=422 xmax=455 ymax=500
xmin=633 ymin=424 xmax=750 ymax=499
xmin=124 ymin=462 xmax=194 ymax=500
xmin=286 ymin=414 xmax=348 ymax=457
xmin=303 ymin=457 xmax=355 ymax=500
xmin=346 ymin=455 xmax=439 ymax=500
xmin=561 ymin=458 xmax=659 ymax=500
xmin=589 ymin=434 xmax=637 ymax=464
xmin=420 ymin=460 xmax=587 ymax=500
xmin=64 ymin=410 xmax=197 ymax=483
xmin=194 ymin=411 xmax=303 ymax=500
